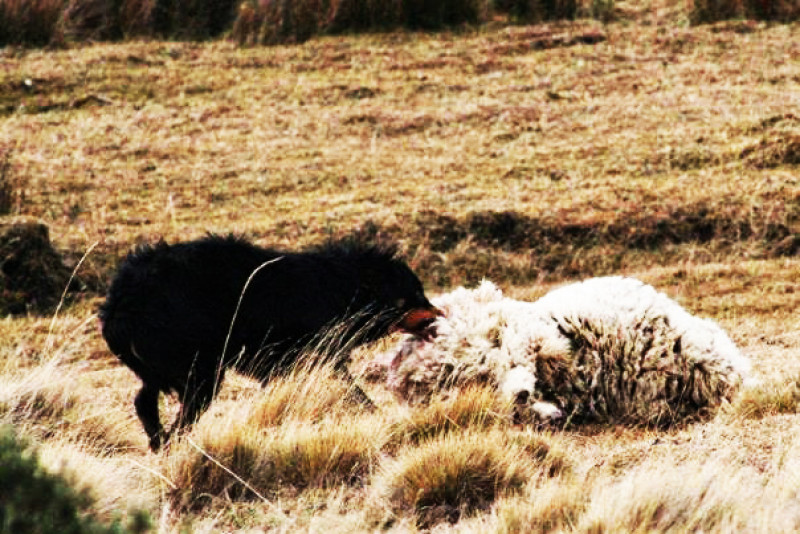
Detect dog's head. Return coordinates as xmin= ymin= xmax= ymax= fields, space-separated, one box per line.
xmin=337 ymin=240 xmax=442 ymax=337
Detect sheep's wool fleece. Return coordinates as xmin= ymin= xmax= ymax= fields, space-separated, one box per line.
xmin=384 ymin=277 xmax=752 ymax=426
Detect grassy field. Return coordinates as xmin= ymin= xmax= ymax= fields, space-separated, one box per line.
xmin=1 ymin=0 xmax=800 ymax=531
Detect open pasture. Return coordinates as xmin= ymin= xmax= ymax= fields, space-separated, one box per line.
xmin=1 ymin=1 xmax=799 ymax=531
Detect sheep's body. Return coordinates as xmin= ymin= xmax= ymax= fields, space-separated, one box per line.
xmin=382 ymin=277 xmax=751 ymax=426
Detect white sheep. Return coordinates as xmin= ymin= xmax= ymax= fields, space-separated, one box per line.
xmin=378 ymin=277 xmax=752 ymax=427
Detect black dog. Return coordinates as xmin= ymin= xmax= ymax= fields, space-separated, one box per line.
xmin=99 ymin=235 xmax=440 ymax=451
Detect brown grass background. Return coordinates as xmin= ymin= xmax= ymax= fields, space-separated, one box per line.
xmin=1 ymin=0 xmax=799 ymax=531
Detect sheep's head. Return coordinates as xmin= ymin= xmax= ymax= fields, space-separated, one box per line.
xmin=373 ymin=281 xmax=568 ymax=427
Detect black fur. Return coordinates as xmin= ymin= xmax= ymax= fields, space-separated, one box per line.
xmin=99 ymin=235 xmax=439 ymax=451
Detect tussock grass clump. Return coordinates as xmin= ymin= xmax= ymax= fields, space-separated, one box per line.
xmin=0 ymin=380 xmax=77 ymax=430
xmin=165 ymin=416 xmax=386 ymax=509
xmin=495 ymin=482 xmax=586 ymax=534
xmin=245 ymin=365 xmax=356 ymax=428
xmin=387 ymin=386 xmax=508 ymax=447
xmin=690 ymin=0 xmax=800 ymax=23
xmin=505 ymin=429 xmax=571 ymax=478
xmin=576 ymin=459 xmax=750 ymax=532
xmin=0 ymin=351 xmax=82 ymax=435
xmin=0 ymin=364 xmax=139 ymax=451
xmin=729 ymin=375 xmax=800 ymax=420
xmin=376 ymin=430 xmax=537 ymax=528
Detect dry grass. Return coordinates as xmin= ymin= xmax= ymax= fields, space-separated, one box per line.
xmin=376 ymin=430 xmax=540 ymax=527
xmin=386 ymin=385 xmax=509 ymax=447
xmin=1 ymin=0 xmax=799 ymax=531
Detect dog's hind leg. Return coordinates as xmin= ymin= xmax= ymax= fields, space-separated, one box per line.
xmin=166 ymin=374 xmax=220 ymax=447
xmin=134 ymin=383 xmax=165 ymax=452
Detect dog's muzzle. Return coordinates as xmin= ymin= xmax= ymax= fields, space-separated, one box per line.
xmin=396 ymin=306 xmax=444 ymax=339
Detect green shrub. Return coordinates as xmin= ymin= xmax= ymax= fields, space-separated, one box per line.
xmin=0 ymin=426 xmax=151 ymax=534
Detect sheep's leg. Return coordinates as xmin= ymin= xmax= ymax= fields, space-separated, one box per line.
xmin=134 ymin=383 xmax=165 ymax=452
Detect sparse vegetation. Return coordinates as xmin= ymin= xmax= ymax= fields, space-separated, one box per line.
xmin=0 ymin=0 xmax=799 ymax=531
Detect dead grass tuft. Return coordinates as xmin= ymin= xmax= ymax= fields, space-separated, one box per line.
xmin=576 ymin=458 xmax=752 ymax=532
xmin=387 ymin=385 xmax=508 ymax=448
xmin=0 ymin=379 xmax=78 ymax=430
xmin=377 ymin=430 xmax=536 ymax=528
xmin=729 ymin=375 xmax=800 ymax=420
xmin=495 ymin=481 xmax=587 ymax=534
xmin=505 ymin=429 xmax=572 ymax=477
xmin=165 ymin=414 xmax=386 ymax=509
xmin=245 ymin=363 xmax=361 ymax=428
